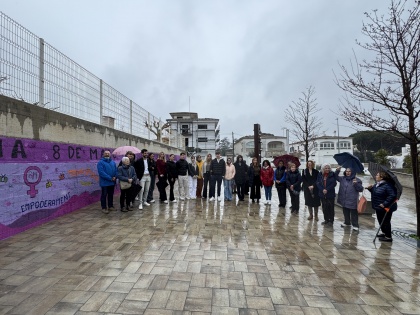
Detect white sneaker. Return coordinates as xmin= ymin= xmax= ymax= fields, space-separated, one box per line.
xmin=163 ymin=200 xmax=168 ymax=204
xmin=352 ymin=226 xmax=359 ymax=231
xmin=138 ymin=204 xmax=143 ymax=210
xmin=143 ymin=202 xmax=151 ymax=206
xmin=209 ymin=197 xmax=215 ymax=201
xmin=268 ymin=201 xmax=271 ymax=205
xmin=186 ymin=196 xmax=191 ymax=200
xmin=180 ymin=197 xmax=185 ymax=201
xmin=172 ymin=199 xmax=177 ymax=203
xmin=217 ymin=196 xmax=221 ymax=202
xmin=149 ymin=199 xmax=155 ymax=203
xmin=191 ymin=196 xmax=196 ymax=199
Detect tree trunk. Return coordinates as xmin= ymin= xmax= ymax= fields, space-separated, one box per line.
xmin=410 ymin=142 xmax=420 ymax=236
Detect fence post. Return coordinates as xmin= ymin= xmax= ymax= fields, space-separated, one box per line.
xmin=99 ymin=79 xmax=103 ymax=124
xmin=130 ymin=100 xmax=133 ymax=135
xmin=38 ymin=38 xmax=45 ymax=106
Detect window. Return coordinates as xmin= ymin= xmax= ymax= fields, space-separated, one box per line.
xmin=320 ymin=142 xmax=334 ymax=150
xmin=197 ymin=138 xmax=208 ymax=142
xmin=337 ymin=141 xmax=351 ymax=149
xmin=197 ymin=124 xmax=207 ymax=129
xmin=181 ymin=124 xmax=189 ymax=133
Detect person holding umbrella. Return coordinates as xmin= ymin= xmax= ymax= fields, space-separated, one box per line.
xmin=335 ymin=166 xmax=364 ymax=231
xmin=366 ymin=171 xmax=397 ymax=242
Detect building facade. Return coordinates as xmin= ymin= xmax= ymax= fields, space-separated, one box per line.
xmin=290 ymin=135 xmax=354 ymax=167
xmin=234 ymin=133 xmax=289 ymax=164
xmin=166 ymin=112 xmax=220 ymax=156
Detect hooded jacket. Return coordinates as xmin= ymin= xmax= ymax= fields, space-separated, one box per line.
xmin=335 ymin=169 xmax=363 ymax=209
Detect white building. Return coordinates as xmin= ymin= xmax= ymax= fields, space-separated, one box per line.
xmin=234 ymin=133 xmax=289 ymax=164
xmin=290 ymin=135 xmax=354 ymax=167
xmin=166 ymin=112 xmax=220 ymax=156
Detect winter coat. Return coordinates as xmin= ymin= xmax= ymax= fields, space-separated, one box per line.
xmin=274 ymin=166 xmax=287 ymax=187
xmin=302 ymin=168 xmax=321 ymax=207
xmin=196 ymin=160 xmax=204 ymax=179
xmin=286 ymin=169 xmax=302 ymax=192
xmin=210 ymin=158 xmax=226 ymax=176
xmin=176 ymin=159 xmax=189 ymax=176
xmin=188 ymin=163 xmax=199 ymax=177
xmin=166 ymin=161 xmax=178 ymax=180
xmin=234 ymin=161 xmax=248 ymax=184
xmin=225 ymin=164 xmax=236 ymax=180
xmin=97 ymin=157 xmax=117 ymax=187
xmin=367 ymin=181 xmax=398 ymax=212
xmin=156 ymin=159 xmax=167 ymax=176
xmin=117 ymin=164 xmax=137 ymax=183
xmin=316 ymin=171 xmax=337 ymax=199
xmin=335 ymin=169 xmax=364 ymax=209
xmin=260 ymin=166 xmax=274 ymax=187
xmin=248 ymin=163 xmax=261 ymax=187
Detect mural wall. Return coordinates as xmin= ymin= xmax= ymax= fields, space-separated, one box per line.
xmin=0 ymin=136 xmax=114 ymax=240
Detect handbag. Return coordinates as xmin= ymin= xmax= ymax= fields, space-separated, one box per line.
xmin=120 ymin=181 xmax=132 ymax=190
xmin=357 ymin=191 xmax=367 ymax=214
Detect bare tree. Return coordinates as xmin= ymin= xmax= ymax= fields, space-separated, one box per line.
xmin=336 ymin=0 xmax=420 ymax=236
xmin=285 ymin=86 xmax=323 ymax=161
xmin=145 ymin=120 xmax=170 ymax=142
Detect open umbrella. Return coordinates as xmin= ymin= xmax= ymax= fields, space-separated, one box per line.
xmin=368 ymin=162 xmax=402 ymax=199
xmin=333 ymin=152 xmax=364 ymax=173
xmin=272 ymin=154 xmax=301 ymax=168
xmin=112 ymin=145 xmax=141 ymax=156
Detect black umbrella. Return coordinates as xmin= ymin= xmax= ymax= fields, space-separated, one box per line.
xmin=333 ymin=152 xmax=364 ymax=173
xmin=368 ymin=162 xmax=402 ymax=199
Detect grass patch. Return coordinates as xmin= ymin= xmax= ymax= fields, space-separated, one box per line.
xmin=408 ymin=234 xmax=420 ymax=240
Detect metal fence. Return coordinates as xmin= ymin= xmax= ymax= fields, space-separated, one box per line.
xmin=0 ymin=11 xmax=173 ymax=142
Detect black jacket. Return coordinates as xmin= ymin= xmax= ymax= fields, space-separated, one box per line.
xmin=234 ymin=161 xmax=248 ymax=184
xmin=286 ymin=170 xmax=302 ymax=192
xmin=176 ymin=159 xmax=189 ymax=176
xmin=166 ymin=161 xmax=178 ymax=180
xmin=188 ymin=163 xmax=199 ymax=177
xmin=368 ymin=181 xmax=398 ymax=212
xmin=210 ymin=158 xmax=226 ymax=176
xmin=134 ymin=158 xmax=153 ymax=181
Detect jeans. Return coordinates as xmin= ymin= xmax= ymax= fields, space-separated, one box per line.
xmin=210 ymin=175 xmax=223 ymax=198
xmin=100 ymin=185 xmax=115 ymax=209
xmin=224 ymin=179 xmax=233 ymax=200
xmin=178 ymin=175 xmax=189 ymax=199
xmin=147 ymin=172 xmax=156 ymax=201
xmin=276 ymin=184 xmax=287 ymax=207
xmin=264 ymin=185 xmax=272 ymax=201
xmin=189 ymin=177 xmax=197 ymax=198
xmin=139 ymin=174 xmax=151 ymax=204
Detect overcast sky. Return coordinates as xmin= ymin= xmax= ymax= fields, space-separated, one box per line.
xmin=1 ymin=0 xmax=392 ymax=141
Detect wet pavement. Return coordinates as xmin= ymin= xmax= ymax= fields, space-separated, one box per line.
xmin=0 ymin=179 xmax=419 ymax=314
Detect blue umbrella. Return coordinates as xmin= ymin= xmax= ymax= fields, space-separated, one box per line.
xmin=333 ymin=152 xmax=364 ymax=173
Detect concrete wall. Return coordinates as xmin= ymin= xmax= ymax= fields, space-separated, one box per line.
xmin=0 ymin=95 xmax=181 ymax=240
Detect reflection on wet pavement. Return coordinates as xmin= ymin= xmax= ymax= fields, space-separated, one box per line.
xmin=0 ymin=181 xmax=419 ymax=314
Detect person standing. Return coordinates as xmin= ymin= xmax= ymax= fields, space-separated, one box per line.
xmin=196 ymin=155 xmax=204 ymax=198
xmin=274 ymin=161 xmax=287 ymax=208
xmin=176 ymin=152 xmax=189 ymax=200
xmin=202 ymin=154 xmax=212 ymax=199
xmin=118 ymin=151 xmax=140 ymax=208
xmin=147 ymin=153 xmax=156 ymax=204
xmin=209 ymin=151 xmax=226 ymax=201
xmin=286 ymin=163 xmax=302 ymax=214
xmin=302 ymin=160 xmax=321 ymax=221
xmin=248 ymin=157 xmax=262 ymax=203
xmin=134 ymin=149 xmax=152 ymax=210
xmin=335 ymin=167 xmax=364 ymax=231
xmin=224 ymin=157 xmax=236 ymax=201
xmin=117 ymin=157 xmax=137 ymax=212
xmin=188 ymin=156 xmax=199 ymax=199
xmin=156 ymin=152 xmax=168 ymax=204
xmin=166 ymin=154 xmax=178 ymax=203
xmin=260 ymin=160 xmax=274 ymax=205
xmin=316 ymin=163 xmax=337 ymax=226
xmin=234 ymin=155 xmax=248 ymax=201
xmin=366 ymin=172 xmax=397 ymax=242
xmin=97 ymin=150 xmax=117 ymax=214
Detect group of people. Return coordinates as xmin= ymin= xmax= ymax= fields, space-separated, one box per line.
xmin=98 ymin=150 xmax=398 ymax=243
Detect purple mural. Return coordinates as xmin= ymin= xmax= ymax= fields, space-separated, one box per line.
xmin=0 ymin=137 xmax=115 ymax=240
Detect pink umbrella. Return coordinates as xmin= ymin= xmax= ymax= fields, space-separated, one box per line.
xmin=112 ymin=145 xmax=141 ymax=156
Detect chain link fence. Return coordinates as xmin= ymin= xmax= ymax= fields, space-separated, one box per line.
xmin=0 ymin=11 xmax=174 ymax=143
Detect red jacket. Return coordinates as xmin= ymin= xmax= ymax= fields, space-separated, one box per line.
xmin=260 ymin=166 xmax=274 ymax=187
